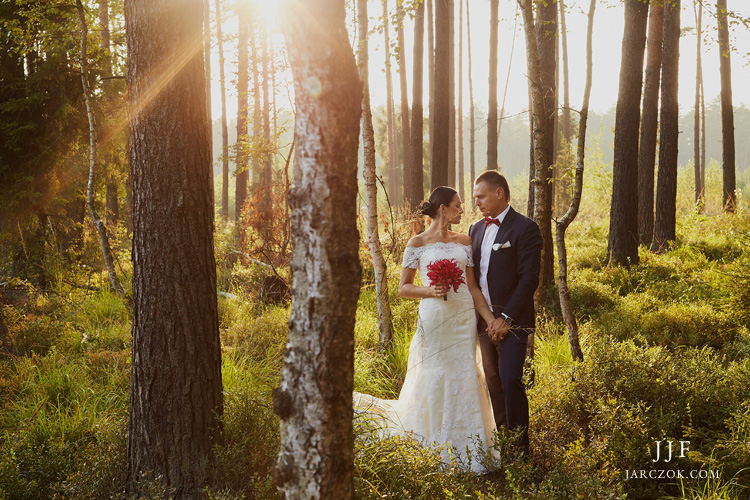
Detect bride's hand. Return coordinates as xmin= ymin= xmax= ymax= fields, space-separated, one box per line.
xmin=428 ymin=284 xmax=448 ymax=299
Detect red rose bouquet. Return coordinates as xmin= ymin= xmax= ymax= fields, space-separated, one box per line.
xmin=426 ymin=258 xmax=465 ymax=301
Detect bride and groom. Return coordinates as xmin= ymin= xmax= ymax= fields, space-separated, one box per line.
xmin=355 ymin=170 xmax=543 ymax=472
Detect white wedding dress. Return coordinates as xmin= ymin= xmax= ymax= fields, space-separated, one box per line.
xmin=354 ymin=242 xmax=496 ymax=473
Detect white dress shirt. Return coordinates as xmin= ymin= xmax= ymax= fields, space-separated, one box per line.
xmin=479 ymin=204 xmax=511 ymax=312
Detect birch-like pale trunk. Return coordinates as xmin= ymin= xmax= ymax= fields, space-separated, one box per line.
xmin=359 ymin=0 xmax=394 ymax=351
xmin=557 ymin=0 xmax=596 ymax=363
xmin=76 ymin=0 xmax=129 ymax=307
xmin=274 ymin=0 xmax=363 ymax=497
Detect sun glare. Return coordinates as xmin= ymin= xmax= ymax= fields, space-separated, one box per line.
xmin=246 ymin=0 xmax=279 ymax=25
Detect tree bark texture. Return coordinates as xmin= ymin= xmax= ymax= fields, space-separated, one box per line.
xmin=431 ymin=0 xmax=450 ymax=188
xmin=637 ymin=2 xmax=663 ymax=246
xmin=558 ymin=0 xmax=572 ymax=210
xmin=235 ymin=3 xmax=249 ymax=223
xmin=608 ymin=0 xmax=648 ymax=267
xmin=408 ymin=0 xmax=425 ymax=210
xmin=557 ymin=0 xmax=596 ymax=363
xmin=694 ymin=0 xmax=703 ymax=204
xmin=203 ymin=0 xmax=213 ymax=193
xmin=274 ymin=1 xmax=363 ymax=498
xmin=653 ymin=0 xmax=680 ymax=253
xmin=359 ymin=0 xmax=394 ymax=351
xmin=534 ymin=0 xmax=556 ymax=289
xmin=99 ymin=0 xmax=120 ymax=226
xmin=124 ymin=0 xmax=223 ymax=496
xmin=262 ymin=23 xmax=272 ymax=225
xmin=487 ymin=0 xmax=499 ymax=171
xmin=397 ymin=5 xmax=413 ymax=208
xmin=717 ymin=0 xmax=736 ymax=212
xmin=382 ymin=0 xmax=399 ymax=205
xmin=466 ymin=0 xmax=475 ymax=187
xmin=448 ymin=0 xmax=456 ymax=187
xmin=457 ymin=0 xmax=464 ymax=197
xmin=427 ymin=0 xmax=435 ymax=181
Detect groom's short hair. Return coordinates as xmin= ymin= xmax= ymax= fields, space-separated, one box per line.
xmin=475 ymin=171 xmax=511 ymax=201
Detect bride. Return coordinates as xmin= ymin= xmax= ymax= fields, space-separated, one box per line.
xmin=355 ymin=186 xmax=498 ymax=472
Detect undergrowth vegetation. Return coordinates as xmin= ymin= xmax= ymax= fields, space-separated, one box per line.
xmin=0 ymin=163 xmax=749 ymax=499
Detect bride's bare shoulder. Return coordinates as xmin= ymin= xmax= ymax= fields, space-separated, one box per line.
xmin=406 ymin=235 xmax=426 ymax=248
xmin=453 ymin=233 xmax=472 ymax=246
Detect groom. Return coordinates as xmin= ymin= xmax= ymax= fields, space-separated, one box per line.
xmin=468 ymin=170 xmax=542 ymax=457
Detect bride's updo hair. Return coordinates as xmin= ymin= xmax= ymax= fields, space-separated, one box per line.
xmin=418 ymin=186 xmax=458 ymax=218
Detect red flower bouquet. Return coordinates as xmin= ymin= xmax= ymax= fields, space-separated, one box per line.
xmin=426 ymin=258 xmax=465 ymax=301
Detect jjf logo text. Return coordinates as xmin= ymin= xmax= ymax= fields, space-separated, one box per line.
xmin=651 ymin=440 xmax=690 ymax=463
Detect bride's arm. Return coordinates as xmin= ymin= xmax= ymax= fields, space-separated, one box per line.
xmin=398 ymin=267 xmax=446 ymax=299
xmin=465 ymin=268 xmax=495 ymax=325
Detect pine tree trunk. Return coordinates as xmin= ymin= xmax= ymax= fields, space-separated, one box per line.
xmin=216 ymin=0 xmax=229 ymax=220
xmin=262 ymin=24 xmax=272 ymax=227
xmin=397 ymin=6 xmax=413 ymax=208
xmin=466 ymin=0 xmax=475 ymax=187
xmin=252 ymin=23 xmax=261 ymax=191
xmin=457 ymin=0 xmax=464 ymax=198
xmin=559 ymin=0 xmax=572 ymax=210
xmin=235 ymin=4 xmax=249 ymax=223
xmin=694 ymin=0 xmax=703 ymax=205
xmin=98 ymin=0 xmax=120 ymax=227
xmin=359 ymin=0 xmax=394 ymax=352
xmin=557 ymin=0 xmax=596 ymax=363
xmin=448 ymin=0 xmax=456 ymax=187
xmin=431 ymin=0 xmax=450 ymax=188
xmin=274 ymin=1 xmax=362 ymax=497
xmin=608 ymin=0 xmax=648 ymax=266
xmin=717 ymin=0 xmax=736 ymax=212
xmin=534 ymin=0 xmax=556 ymax=290
xmin=652 ymin=0 xmax=680 ymax=253
xmin=124 ymin=0 xmax=222 ymax=495
xmin=408 ymin=0 xmax=425 ymax=210
xmin=637 ymin=2 xmax=664 ymax=246
xmin=427 ymin=0 xmax=435 ymax=183
xmin=204 ymin=0 xmax=213 ymax=194
xmin=487 ymin=0 xmax=499 ymax=171
xmin=383 ymin=0 xmax=398 ymax=205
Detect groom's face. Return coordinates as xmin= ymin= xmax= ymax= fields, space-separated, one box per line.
xmin=473 ymin=181 xmax=507 ymax=218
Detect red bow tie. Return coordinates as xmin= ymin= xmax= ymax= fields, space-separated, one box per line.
xmin=484 ymin=217 xmax=500 ymax=226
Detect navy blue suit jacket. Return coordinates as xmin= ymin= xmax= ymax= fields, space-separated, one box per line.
xmin=468 ymin=206 xmax=543 ymax=333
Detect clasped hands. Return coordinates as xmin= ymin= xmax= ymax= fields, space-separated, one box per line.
xmin=486 ymin=316 xmax=510 ymax=342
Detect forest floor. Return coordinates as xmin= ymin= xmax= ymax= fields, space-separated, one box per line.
xmin=1 ymin=169 xmax=749 ymax=499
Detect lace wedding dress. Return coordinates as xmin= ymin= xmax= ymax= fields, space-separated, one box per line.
xmin=354 ymin=242 xmax=496 ymax=473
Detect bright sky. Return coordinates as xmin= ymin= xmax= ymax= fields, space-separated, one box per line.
xmin=210 ymin=0 xmax=750 ymax=121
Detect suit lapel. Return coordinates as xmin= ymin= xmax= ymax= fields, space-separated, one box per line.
xmin=472 ymin=219 xmax=486 ymax=258
xmin=489 ymin=207 xmax=516 ymax=272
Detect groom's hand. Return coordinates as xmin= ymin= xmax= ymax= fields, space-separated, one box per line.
xmin=488 ymin=317 xmax=511 ymax=341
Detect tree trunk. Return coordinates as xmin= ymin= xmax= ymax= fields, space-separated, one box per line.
xmin=274 ymin=0 xmax=362 ymax=497
xmin=558 ymin=0 xmax=572 ymax=210
xmin=652 ymin=0 xmax=680 ymax=253
xmin=487 ymin=0 xmax=499 ymax=171
xmin=466 ymin=0 xmax=475 ymax=187
xmin=252 ymin=23 xmax=262 ymax=191
xmin=431 ymin=0 xmax=450 ymax=188
xmin=382 ymin=0 xmax=398 ymax=205
xmin=448 ymin=0 xmax=456 ymax=187
xmin=98 ymin=0 xmax=120 ymax=227
xmin=217 ymin=0 xmax=229 ymax=220
xmin=397 ymin=4 xmax=413 ymax=208
xmin=717 ymin=0 xmax=736 ymax=212
xmin=457 ymin=0 xmax=464 ymax=198
xmin=359 ymin=0 xmax=394 ymax=352
xmin=557 ymin=0 xmax=596 ymax=364
xmin=76 ymin=0 xmax=129 ymax=306
xmin=262 ymin=23 xmax=272 ymax=227
xmin=637 ymin=2 xmax=664 ymax=246
xmin=694 ymin=0 xmax=703 ymax=205
xmin=204 ymin=0 xmax=213 ymax=194
xmin=498 ymin=7 xmax=518 ymax=142
xmin=124 ymin=0 xmax=223 ymax=495
xmin=427 ymin=0 xmax=435 ymax=182
xmin=534 ymin=0 xmax=556 ymax=290
xmin=408 ymin=0 xmax=425 ymax=210
xmin=235 ymin=4 xmax=249 ymax=223
xmin=607 ymin=0 xmax=648 ymax=267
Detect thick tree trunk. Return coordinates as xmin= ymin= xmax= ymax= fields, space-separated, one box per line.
xmin=534 ymin=0 xmax=556 ymax=289
xmin=717 ymin=0 xmax=736 ymax=212
xmin=77 ymin=0 xmax=128 ymax=306
xmin=431 ymin=0 xmax=450 ymax=188
xmin=652 ymin=0 xmax=680 ymax=253
xmin=557 ymin=0 xmax=596 ymax=363
xmin=466 ymin=0 xmax=475 ymax=186
xmin=216 ymin=0 xmax=229 ymax=220
xmin=448 ymin=0 xmax=456 ymax=186
xmin=359 ymin=0 xmax=394 ymax=351
xmin=408 ymin=0 xmax=425 ymax=210
xmin=124 ymin=0 xmax=223 ymax=496
xmin=607 ymin=0 xmax=648 ymax=267
xmin=487 ymin=0 xmax=499 ymax=171
xmin=397 ymin=5 xmax=413 ymax=208
xmin=274 ymin=1 xmax=362 ymax=497
xmin=235 ymin=4 xmax=249 ymax=223
xmin=383 ymin=0 xmax=399 ymax=205
xmin=427 ymin=0 xmax=435 ymax=181
xmin=637 ymin=3 xmax=664 ymax=246
xmin=694 ymin=0 xmax=704 ymax=205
